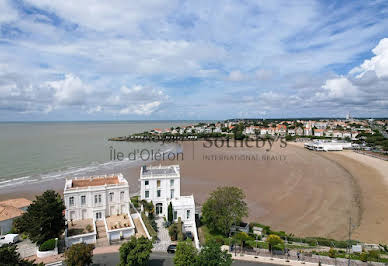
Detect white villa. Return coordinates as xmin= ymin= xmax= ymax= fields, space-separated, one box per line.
xmin=140 ymin=164 xmax=199 ymax=248
xmin=63 ymin=174 xmax=148 ymax=247
xmin=64 ymin=174 xmax=130 ymax=221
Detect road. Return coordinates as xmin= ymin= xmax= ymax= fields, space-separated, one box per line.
xmin=93 ymin=252 xmax=280 ymax=266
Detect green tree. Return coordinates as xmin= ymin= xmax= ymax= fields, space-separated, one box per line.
xmin=266 ymin=234 xmax=283 ymax=252
xmin=174 ymin=241 xmax=197 ymax=266
xmin=195 ymin=240 xmax=232 ymax=266
xmin=0 ymin=244 xmax=42 ymax=266
xmin=14 ymin=190 xmax=65 ymax=244
xmin=64 ymin=243 xmax=94 ymax=266
xmin=119 ymin=236 xmax=153 ymax=266
xmin=233 ymin=232 xmax=250 ymax=253
xmin=202 ymin=186 xmax=248 ymax=236
xmin=168 ymin=202 xmax=173 ymax=223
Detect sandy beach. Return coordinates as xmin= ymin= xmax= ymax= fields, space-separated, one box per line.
xmin=1 ymin=140 xmax=388 ymax=243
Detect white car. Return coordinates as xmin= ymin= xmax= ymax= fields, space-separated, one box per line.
xmin=0 ymin=234 xmax=19 ymax=247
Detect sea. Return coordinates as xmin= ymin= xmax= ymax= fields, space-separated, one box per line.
xmin=0 ymin=121 xmax=194 ymax=192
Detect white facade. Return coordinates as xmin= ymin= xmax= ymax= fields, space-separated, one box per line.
xmin=64 ymin=174 xmax=130 ymax=221
xmin=304 ymin=140 xmax=352 ymax=151
xmin=140 ymin=165 xmax=195 ymax=226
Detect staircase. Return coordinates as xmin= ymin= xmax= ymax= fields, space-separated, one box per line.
xmin=95 ymin=220 xmax=108 ymax=247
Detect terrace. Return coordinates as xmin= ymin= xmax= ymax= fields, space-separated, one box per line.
xmin=67 ymin=218 xmax=95 ymax=237
xmin=106 ymin=214 xmax=132 ymax=230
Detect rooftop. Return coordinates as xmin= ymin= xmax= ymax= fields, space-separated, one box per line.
xmin=65 ymin=173 xmax=127 ymax=190
xmin=106 ymin=214 xmax=132 ymax=231
xmin=0 ymin=205 xmax=24 ymax=221
xmin=172 ymin=195 xmax=195 ymax=208
xmin=140 ymin=165 xmax=180 ymax=179
xmin=0 ymin=198 xmax=32 ymax=209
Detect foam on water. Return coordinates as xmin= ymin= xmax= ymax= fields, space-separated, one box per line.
xmin=0 ymin=143 xmax=179 ymax=190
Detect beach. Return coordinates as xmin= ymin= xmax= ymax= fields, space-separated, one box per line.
xmin=1 ymin=140 xmax=388 ymax=243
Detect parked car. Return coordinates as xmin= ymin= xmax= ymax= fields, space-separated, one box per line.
xmin=185 ymin=231 xmax=194 ymax=241
xmin=167 ymin=244 xmax=177 ymax=253
xmin=0 ymin=234 xmax=19 ymax=247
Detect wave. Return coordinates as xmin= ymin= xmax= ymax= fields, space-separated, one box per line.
xmin=0 ymin=143 xmax=180 ymax=190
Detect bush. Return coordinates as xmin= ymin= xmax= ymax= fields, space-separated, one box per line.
xmin=39 ymin=238 xmax=56 ymax=251
xmin=360 ymin=252 xmax=368 ymax=262
xmin=169 ymin=223 xmax=178 ymax=241
xmin=86 ymin=224 xmax=93 ymax=233
xmin=131 ymin=196 xmax=140 ymax=208
xmin=177 ymin=218 xmax=184 ymax=241
xmin=328 ymin=248 xmax=337 ymax=258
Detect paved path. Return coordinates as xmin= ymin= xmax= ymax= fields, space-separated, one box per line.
xmin=152 ymin=217 xmax=172 ymax=252
xmin=17 ymin=239 xmax=37 ymax=258
xmin=93 ymin=252 xmax=280 ymax=266
xmin=133 ymin=217 xmax=147 ymax=238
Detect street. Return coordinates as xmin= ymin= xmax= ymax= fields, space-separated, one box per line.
xmin=92 ymin=252 xmax=279 ymax=266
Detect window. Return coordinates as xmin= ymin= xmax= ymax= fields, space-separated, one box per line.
xmin=157 ymin=190 xmax=161 ymax=197
xmin=157 ymin=180 xmax=161 ymax=187
xmin=170 ymin=189 xmax=174 ymax=199
xmin=170 ymin=179 xmax=174 ymax=186
xmin=145 ymin=190 xmax=149 ymax=198
xmin=120 ymin=191 xmax=125 ymax=200
xmin=186 ymin=210 xmax=191 ymax=219
xmin=173 ymin=211 xmax=177 ymax=220
xmin=95 ymin=212 xmax=102 ymax=219
xmin=145 ymin=180 xmax=149 ymax=186
xmin=109 ymin=192 xmax=114 ymax=202
xmin=95 ymin=194 xmax=102 ymax=204
xmin=81 ymin=195 xmax=86 ymax=205
xmin=69 ymin=197 xmax=74 ymax=206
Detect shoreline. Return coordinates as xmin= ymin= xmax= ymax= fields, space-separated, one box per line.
xmin=1 ymin=141 xmax=388 ymax=243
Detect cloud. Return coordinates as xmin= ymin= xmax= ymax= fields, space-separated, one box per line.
xmin=350 ymin=38 xmax=388 ymax=79
xmin=228 ymin=70 xmax=245 ymax=81
xmin=119 ymin=101 xmax=161 ymax=115
xmin=1 ymin=1 xmax=388 ymax=119
xmin=318 ymin=76 xmax=359 ymax=99
xmin=46 ymin=74 xmax=92 ymax=106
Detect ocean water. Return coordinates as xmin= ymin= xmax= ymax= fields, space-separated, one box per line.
xmin=0 ymin=121 xmax=191 ymax=191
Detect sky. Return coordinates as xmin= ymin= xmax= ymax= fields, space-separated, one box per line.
xmin=0 ymin=0 xmax=388 ymax=121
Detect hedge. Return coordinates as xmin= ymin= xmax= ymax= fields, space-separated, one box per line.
xmin=39 ymin=238 xmax=56 ymax=251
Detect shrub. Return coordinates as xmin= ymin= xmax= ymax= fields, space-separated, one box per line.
xmin=360 ymin=252 xmax=368 ymax=262
xmin=39 ymin=238 xmax=56 ymax=251
xmin=328 ymin=248 xmax=337 ymax=258
xmin=177 ymin=218 xmax=184 ymax=241
xmin=86 ymin=224 xmax=93 ymax=233
xmin=169 ymin=223 xmax=178 ymax=241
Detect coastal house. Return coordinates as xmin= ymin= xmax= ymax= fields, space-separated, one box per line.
xmin=63 ymin=174 xmax=140 ymax=246
xmin=313 ymin=129 xmax=325 ymax=137
xmin=287 ymin=128 xmax=296 ymax=136
xmin=351 ymin=131 xmax=359 ymax=140
xmin=275 ymin=124 xmax=287 ymax=135
xmin=342 ymin=131 xmax=352 ymax=139
xmin=333 ymin=130 xmax=343 ymax=138
xmin=304 ymin=127 xmax=312 ymax=136
xmin=140 ymin=165 xmax=199 ymax=248
xmin=295 ymin=127 xmax=304 ymax=136
xmin=0 ymin=198 xmax=31 ymax=235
